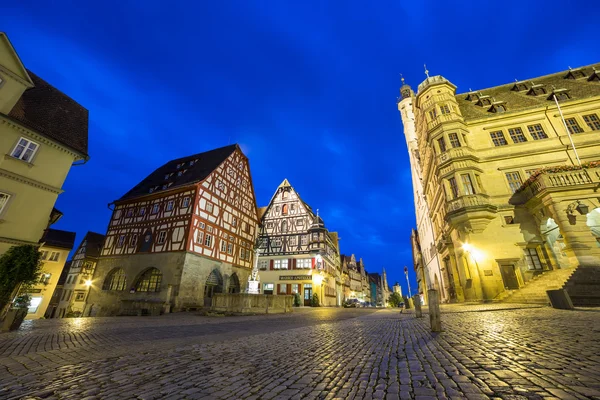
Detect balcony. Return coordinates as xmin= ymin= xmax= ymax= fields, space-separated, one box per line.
xmin=512 ymin=165 xmax=600 ymax=205
xmin=445 ymin=194 xmax=498 ymax=233
xmin=436 ymin=146 xmax=479 ymax=167
xmin=426 ymin=112 xmax=461 ymax=131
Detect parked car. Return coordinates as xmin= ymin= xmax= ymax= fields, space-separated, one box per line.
xmin=343 ymin=299 xmax=361 ymax=308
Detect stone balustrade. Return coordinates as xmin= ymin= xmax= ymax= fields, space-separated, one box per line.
xmin=211 ymin=293 xmax=294 ymax=314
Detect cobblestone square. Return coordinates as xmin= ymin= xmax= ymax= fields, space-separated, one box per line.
xmin=0 ymin=305 xmax=599 ymax=399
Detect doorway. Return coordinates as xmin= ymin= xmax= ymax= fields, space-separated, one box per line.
xmin=304 ymin=285 xmax=312 ymax=306
xmin=500 ymin=264 xmax=519 ymax=290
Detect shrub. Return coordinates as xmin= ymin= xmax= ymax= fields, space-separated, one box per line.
xmin=293 ymin=292 xmax=301 ymax=307
xmin=311 ymin=293 xmax=320 ymax=307
xmin=0 ymin=245 xmax=42 ymax=316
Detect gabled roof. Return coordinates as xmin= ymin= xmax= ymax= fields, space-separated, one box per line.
xmin=0 ymin=32 xmax=34 ymax=87
xmin=80 ymin=231 xmax=106 ymax=258
xmin=40 ymin=229 xmax=76 ymax=250
xmin=117 ymin=144 xmax=238 ymax=202
xmin=8 ymin=70 xmax=89 ymax=157
xmin=455 ymin=62 xmax=600 ymax=121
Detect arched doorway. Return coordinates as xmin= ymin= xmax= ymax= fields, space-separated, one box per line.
xmin=228 ymin=273 xmax=241 ymax=293
xmin=586 ymin=208 xmax=600 ymax=247
xmin=204 ymin=269 xmax=223 ymax=306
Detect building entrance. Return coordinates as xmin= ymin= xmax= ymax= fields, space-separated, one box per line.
xmin=304 ymin=285 xmax=312 ymax=306
xmin=500 ymin=264 xmax=519 ymax=290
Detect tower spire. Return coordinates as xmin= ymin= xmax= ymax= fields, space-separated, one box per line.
xmin=424 ymin=64 xmax=430 ymax=79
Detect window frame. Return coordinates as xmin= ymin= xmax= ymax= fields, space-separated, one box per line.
xmin=505 ymin=171 xmax=523 ymax=194
xmin=460 ymin=174 xmax=476 ymax=195
xmin=10 ymin=137 xmax=40 ymax=163
xmin=565 ymin=118 xmax=583 ymax=134
xmin=490 ymin=131 xmax=508 ymax=146
xmin=508 ymin=127 xmax=528 ymax=143
xmin=156 ymin=230 xmax=167 ymax=244
xmin=0 ymin=191 xmax=12 ymax=216
xmin=583 ymin=114 xmax=600 ymax=131
xmin=448 ymin=132 xmax=461 ymax=148
xmin=448 ymin=177 xmax=459 ymax=198
xmin=527 ymin=124 xmax=548 ymax=140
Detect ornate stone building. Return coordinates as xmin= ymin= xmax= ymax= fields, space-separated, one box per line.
xmin=256 ymin=179 xmax=341 ymax=306
xmin=86 ymin=144 xmax=260 ymax=315
xmin=400 ymin=63 xmax=600 ymax=305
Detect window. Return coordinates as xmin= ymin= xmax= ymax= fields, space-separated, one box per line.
xmin=27 ymin=297 xmax=43 ymax=314
xmin=40 ymin=250 xmax=49 ymax=260
xmin=281 ymin=221 xmax=287 ymax=232
xmin=565 ymin=118 xmax=583 ymax=134
xmin=157 ymin=231 xmax=166 ymax=244
xmin=243 ymin=221 xmax=250 ymax=233
xmin=554 ymin=92 xmax=570 ymax=101
xmin=221 ymin=241 xmax=227 ymax=252
xmin=227 ymin=243 xmax=233 ymax=255
xmin=196 ymin=231 xmax=204 ymax=244
xmin=512 ymin=83 xmax=528 ymax=91
xmin=292 ymin=284 xmax=299 ymax=294
xmin=583 ymin=114 xmax=600 ymax=131
xmin=117 ymin=235 xmax=125 ymax=248
xmin=232 ymin=217 xmax=237 ymax=227
xmin=490 ymin=131 xmax=508 ymax=146
xmin=301 ymin=235 xmax=308 ymax=245
xmin=282 ymin=192 xmax=288 ymax=199
xmin=529 ymin=86 xmax=546 ymax=96
xmin=10 ymin=138 xmax=39 ymax=162
xmin=267 ymin=222 xmax=274 ymax=229
xmin=479 ymin=97 xmax=491 ymax=106
xmin=440 ymin=104 xmax=451 ymax=115
xmin=291 ymin=204 xmax=296 ymax=212
xmin=527 ymin=124 xmax=548 ymax=140
xmin=138 ymin=207 xmax=146 ymax=216
xmin=448 ymin=133 xmax=461 ymax=148
xmin=204 ymin=234 xmax=212 ymax=247
xmin=75 ymin=292 xmax=86 ymax=301
xmin=508 ymin=127 xmax=527 ymax=143
xmin=525 ymin=169 xmax=538 ymax=177
xmin=240 ymin=248 xmax=250 ymax=261
xmin=461 ymin=174 xmax=475 ymax=195
xmin=206 ymin=202 xmax=214 ymax=213
xmin=130 ymin=234 xmax=138 ymax=247
xmin=200 ymin=222 xmax=205 ymax=229
xmin=290 ymin=236 xmax=297 ymax=246
xmin=297 ymin=259 xmax=311 ymax=269
xmin=263 ymin=283 xmax=274 ymax=295
xmin=524 ymin=248 xmax=543 ymax=270
xmin=275 ymin=206 xmax=280 ymax=213
xmin=39 ymin=273 xmax=51 ymax=285
xmin=505 ymin=172 xmax=523 ymax=193
xmin=166 ymin=201 xmax=174 ymax=211
xmin=492 ymin=104 xmax=506 ymax=113
xmin=281 ymin=259 xmax=288 ymax=270
xmin=126 ymin=208 xmax=134 ymax=217
xmin=152 ymin=204 xmax=160 ymax=214
xmin=437 ymin=138 xmax=447 ymax=153
xmin=282 ymin=204 xmax=288 ymax=215
xmin=429 ymin=109 xmax=437 ymax=120
xmin=280 ymin=283 xmax=288 ymax=294
xmin=182 ymin=197 xmax=191 ymax=207
xmin=448 ymin=177 xmax=459 ymax=198
xmin=274 ymin=259 xmax=282 ymax=269
xmin=504 ymin=215 xmax=514 ymax=225
xmin=217 ymin=181 xmax=225 ymax=191
xmin=296 ymin=219 xmax=303 ymax=226
xmin=273 ymin=238 xmax=282 ymax=247
xmin=259 ymin=260 xmax=268 ymax=270
xmin=135 ymin=268 xmax=162 ymax=292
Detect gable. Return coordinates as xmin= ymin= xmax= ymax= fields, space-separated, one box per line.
xmin=0 ymin=33 xmax=33 ymax=86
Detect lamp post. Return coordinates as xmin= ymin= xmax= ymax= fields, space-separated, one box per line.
xmin=462 ymin=243 xmax=484 ymax=301
xmin=404 ymin=266 xmax=412 ymax=298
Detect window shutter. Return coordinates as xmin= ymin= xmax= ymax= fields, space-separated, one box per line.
xmin=277 ymin=284 xmax=280 ymax=294
xmin=293 ymin=259 xmax=297 ymax=269
xmin=289 ymin=259 xmax=293 ymax=270
xmin=270 ymin=260 xmax=274 ymax=270
xmin=287 ymin=285 xmax=292 ymax=295
xmin=312 ymin=258 xmax=316 ymax=269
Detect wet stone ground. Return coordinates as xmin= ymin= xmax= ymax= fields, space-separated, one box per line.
xmin=0 ymin=305 xmax=599 ymax=399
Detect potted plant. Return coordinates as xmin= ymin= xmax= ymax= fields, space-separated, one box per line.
xmin=293 ymin=292 xmax=301 ymax=307
xmin=311 ymin=293 xmax=320 ymax=307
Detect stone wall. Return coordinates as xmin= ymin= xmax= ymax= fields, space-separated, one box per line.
xmin=211 ymin=294 xmax=293 ymax=314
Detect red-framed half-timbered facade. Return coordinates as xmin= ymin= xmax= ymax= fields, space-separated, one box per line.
xmin=86 ymin=144 xmax=260 ymax=316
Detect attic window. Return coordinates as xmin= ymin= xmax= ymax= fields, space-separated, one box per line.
xmin=149 ymin=188 xmax=154 ymax=193
xmin=549 ymin=89 xmax=571 ymax=101
xmin=477 ymin=96 xmax=492 ymax=106
xmin=511 ymin=82 xmax=529 ymax=92
xmin=564 ymin=69 xmax=586 ymax=80
xmin=588 ymin=68 xmax=600 ymax=82
xmin=189 ymin=160 xmax=195 ymax=166
xmin=176 ymin=163 xmax=184 ymax=169
xmin=465 ymin=92 xmax=480 ymax=102
xmin=527 ymin=84 xmax=547 ymax=96
xmin=490 ymin=103 xmax=507 ymax=113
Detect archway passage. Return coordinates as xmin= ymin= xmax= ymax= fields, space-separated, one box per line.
xmin=204 ymin=269 xmax=223 ymax=306
xmin=228 ymin=273 xmax=241 ymax=294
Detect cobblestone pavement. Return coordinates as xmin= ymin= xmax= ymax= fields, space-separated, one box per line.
xmin=0 ymin=306 xmax=599 ymax=399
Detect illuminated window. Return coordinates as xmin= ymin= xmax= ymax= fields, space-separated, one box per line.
xmin=280 ymin=283 xmax=288 ymax=294
xmin=196 ymin=231 xmax=204 ymax=244
xmin=166 ymin=201 xmax=174 ymax=211
xmin=135 ymin=268 xmax=162 ymax=292
xmin=490 ymin=131 xmax=508 ymax=146
xmin=527 ymin=124 xmax=548 ymax=140
xmin=40 ymin=250 xmax=48 ymax=260
xmin=27 ymin=297 xmax=43 ymax=314
xmin=505 ymin=172 xmax=523 ymax=193
xmin=282 ymin=204 xmax=288 ymax=215
xmin=152 ymin=204 xmax=160 ymax=214
xmin=182 ymin=197 xmax=191 ymax=207
xmin=259 ymin=260 xmax=268 ymax=270
xmin=524 ymin=248 xmax=543 ymax=270
xmin=263 ymin=283 xmax=274 ymax=295
xmin=297 ymin=259 xmax=311 ymax=269
xmin=11 ymin=137 xmax=39 ymax=163
xmin=103 ymin=268 xmax=127 ymax=291
xmin=508 ymin=127 xmax=527 ymax=143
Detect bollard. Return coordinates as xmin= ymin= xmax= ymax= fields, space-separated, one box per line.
xmin=428 ymin=289 xmax=442 ymax=332
xmin=413 ymin=294 xmax=422 ymax=318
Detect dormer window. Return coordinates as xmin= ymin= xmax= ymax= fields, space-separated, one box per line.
xmin=476 ymin=96 xmax=492 ymax=106
xmin=527 ymin=84 xmax=546 ymax=96
xmin=511 ymin=82 xmax=529 ymax=92
xmin=549 ymin=89 xmax=571 ymax=101
xmin=189 ymin=160 xmax=195 ymax=166
xmin=564 ymin=68 xmax=586 ymax=80
xmin=588 ymin=68 xmax=600 ymax=82
xmin=465 ymin=92 xmax=480 ymax=102
xmin=489 ymin=102 xmax=507 ymax=113
xmin=176 ymin=163 xmax=184 ymax=169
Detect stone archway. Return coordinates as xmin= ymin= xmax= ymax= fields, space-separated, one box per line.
xmin=204 ymin=269 xmax=223 ymax=307
xmin=586 ymin=208 xmax=600 ymax=247
xmin=228 ymin=273 xmax=241 ymax=294
xmin=540 ymin=217 xmax=568 ymax=269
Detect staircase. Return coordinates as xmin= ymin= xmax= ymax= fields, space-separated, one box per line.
xmin=500 ymin=268 xmax=576 ymax=305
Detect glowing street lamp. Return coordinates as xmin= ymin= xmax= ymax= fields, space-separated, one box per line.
xmin=462 ymin=243 xmax=485 ymax=300
xmin=84 ymin=279 xmax=93 ymax=287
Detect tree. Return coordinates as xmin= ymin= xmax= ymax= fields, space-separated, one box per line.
xmin=311 ymin=293 xmax=320 ymax=307
xmin=0 ymin=245 xmax=43 ymax=317
xmin=388 ymin=292 xmax=403 ymax=308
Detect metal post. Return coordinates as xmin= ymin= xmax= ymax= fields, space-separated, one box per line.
xmin=404 ymin=266 xmax=412 ymax=298
xmin=413 ymin=294 xmax=422 ymax=318
xmin=428 ymin=289 xmax=442 ymax=332
xmin=554 ymin=94 xmax=581 ymax=166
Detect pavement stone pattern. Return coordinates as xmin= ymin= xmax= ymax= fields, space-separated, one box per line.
xmin=0 ymin=306 xmax=599 ymax=399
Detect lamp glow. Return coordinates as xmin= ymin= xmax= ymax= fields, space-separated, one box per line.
xmin=313 ymin=273 xmax=323 ymax=285
xmin=84 ymin=280 xmax=93 ymax=287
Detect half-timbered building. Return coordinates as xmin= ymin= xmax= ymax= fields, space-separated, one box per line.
xmin=256 ymin=179 xmax=341 ymax=306
xmin=86 ymin=144 xmax=259 ymax=316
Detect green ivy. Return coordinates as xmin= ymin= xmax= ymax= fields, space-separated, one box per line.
xmin=0 ymin=245 xmax=43 ymax=313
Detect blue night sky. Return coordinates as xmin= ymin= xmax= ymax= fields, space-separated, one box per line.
xmin=3 ymin=1 xmax=598 ymax=295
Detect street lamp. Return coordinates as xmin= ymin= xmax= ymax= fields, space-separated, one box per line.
xmin=462 ymin=243 xmax=484 ymax=301
xmin=84 ymin=280 xmax=93 ymax=287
